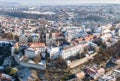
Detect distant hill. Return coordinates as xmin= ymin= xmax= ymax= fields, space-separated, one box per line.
xmin=0 ymin=2 xmax=20 ymax=6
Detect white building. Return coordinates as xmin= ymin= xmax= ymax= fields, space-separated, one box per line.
xmin=61 ymin=44 xmax=84 ymax=59
xmin=101 ymin=33 xmax=112 ymax=42
xmin=25 ymin=48 xmax=39 ymax=58
xmin=118 ymin=29 xmax=120 ymax=36
xmin=47 ymin=47 xmax=60 ymax=59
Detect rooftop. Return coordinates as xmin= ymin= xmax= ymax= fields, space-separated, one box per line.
xmin=29 ymin=42 xmax=45 ymax=48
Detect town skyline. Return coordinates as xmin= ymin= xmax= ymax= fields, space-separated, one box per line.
xmin=0 ymin=0 xmax=120 ymax=5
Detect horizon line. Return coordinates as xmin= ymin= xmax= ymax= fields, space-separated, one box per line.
xmin=0 ymin=2 xmax=120 ymax=6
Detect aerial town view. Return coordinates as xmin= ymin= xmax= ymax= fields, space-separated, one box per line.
xmin=0 ymin=0 xmax=120 ymax=81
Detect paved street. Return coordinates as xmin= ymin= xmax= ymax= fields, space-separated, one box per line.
xmin=106 ymin=65 xmax=120 ymax=76
xmin=69 ymin=52 xmax=97 ymax=68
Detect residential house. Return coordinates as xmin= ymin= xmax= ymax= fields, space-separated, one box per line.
xmin=31 ymin=34 xmax=40 ymax=42
xmin=84 ymin=42 xmax=98 ymax=54
xmin=103 ymin=29 xmax=111 ymax=34
xmin=53 ymin=32 xmax=65 ymax=40
xmin=84 ymin=35 xmax=94 ymax=42
xmin=84 ymin=67 xmax=105 ymax=80
xmin=101 ymin=33 xmax=112 ymax=42
xmin=75 ymin=35 xmax=94 ymax=44
xmin=29 ymin=42 xmax=46 ymax=58
xmin=98 ymin=75 xmax=116 ymax=81
xmin=76 ymin=71 xmax=85 ymax=80
xmin=19 ymin=35 xmax=28 ymax=43
xmin=111 ymin=56 xmax=120 ymax=65
xmin=76 ymin=38 xmax=83 ymax=44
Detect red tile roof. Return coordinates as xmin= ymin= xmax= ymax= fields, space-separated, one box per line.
xmin=29 ymin=42 xmax=45 ymax=48
xmin=85 ymin=35 xmax=94 ymax=41
xmin=55 ymin=32 xmax=64 ymax=37
xmin=77 ymin=38 xmax=83 ymax=42
xmin=85 ymin=68 xmax=96 ymax=75
xmin=63 ymin=45 xmax=76 ymax=50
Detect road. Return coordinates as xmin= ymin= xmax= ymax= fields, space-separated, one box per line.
xmin=69 ymin=52 xmax=97 ymax=68
xmin=106 ymin=65 xmax=120 ymax=76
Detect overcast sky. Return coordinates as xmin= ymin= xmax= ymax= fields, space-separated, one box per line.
xmin=0 ymin=0 xmax=120 ymax=5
